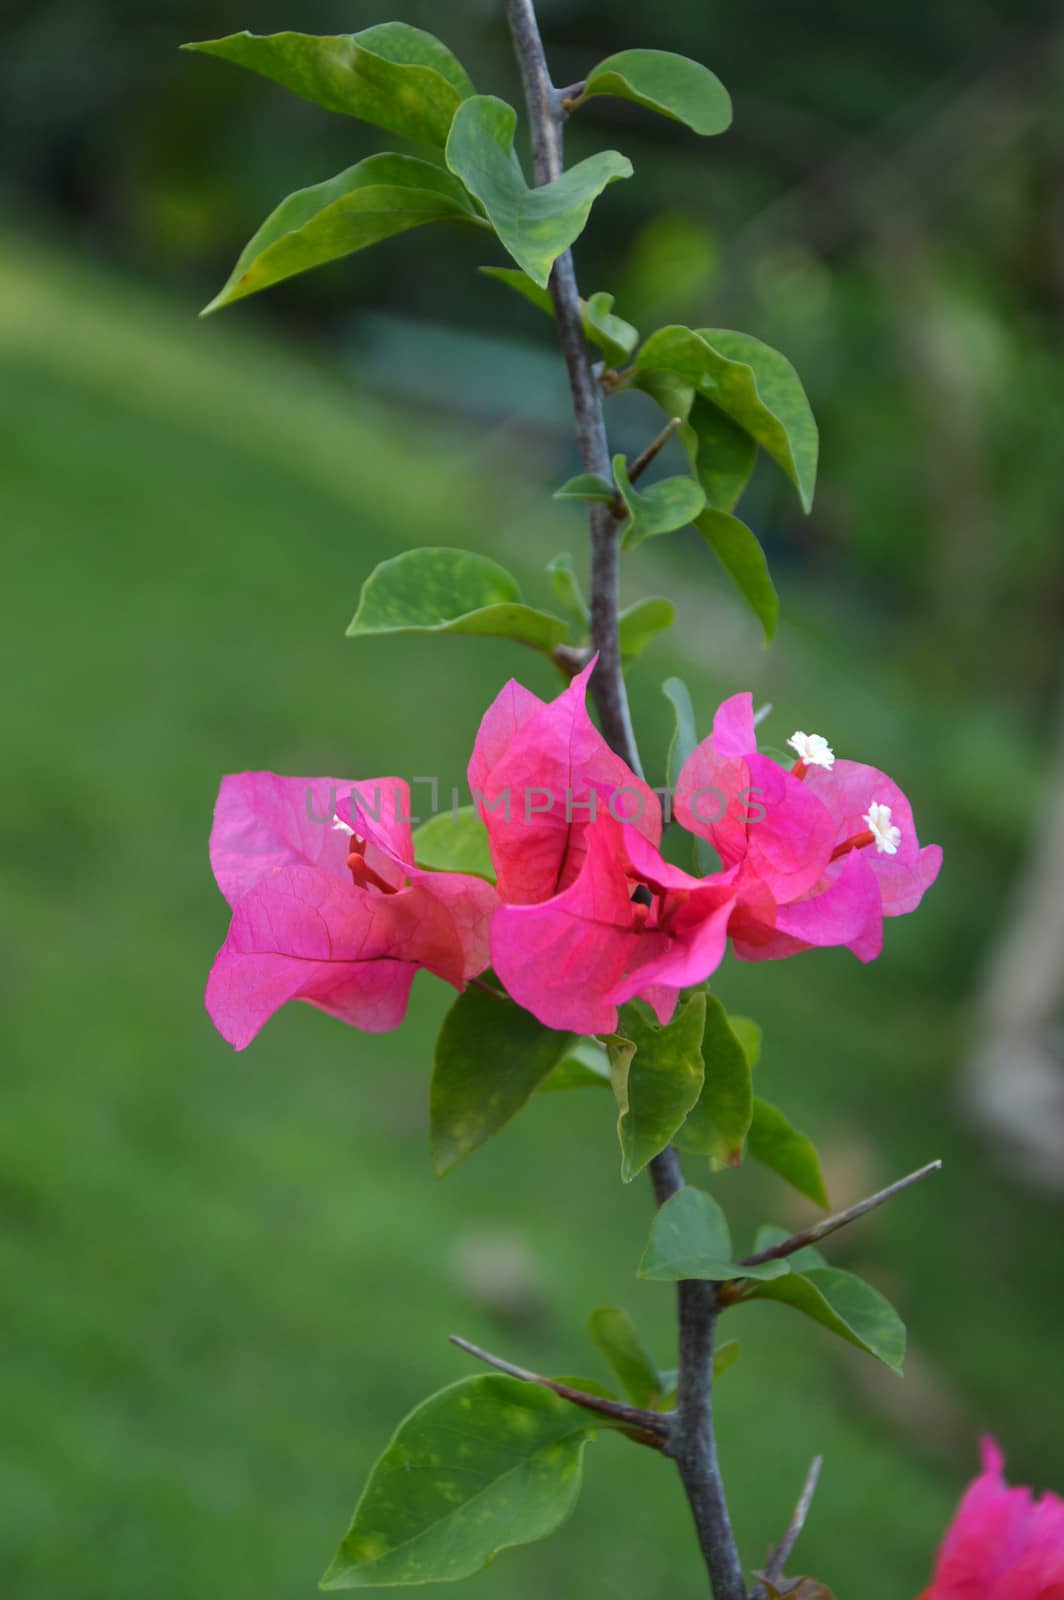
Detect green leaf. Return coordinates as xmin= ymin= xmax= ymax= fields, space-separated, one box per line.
xmin=582 ymin=291 xmax=640 ymax=366
xmin=201 ymin=155 xmax=485 ymax=315
xmin=675 ymin=994 xmax=753 ymax=1167
xmin=631 ymin=325 xmax=818 ymax=513
xmin=582 ymin=49 xmax=732 ymax=137
xmin=348 ymin=548 xmax=567 ymax=654
xmin=638 ymin=1187 xmax=788 ymax=1282
xmin=744 ymin=1260 xmax=906 ymax=1373
xmin=614 ymin=455 xmax=705 ymax=550
xmin=184 ymin=24 xmax=474 ymax=148
xmin=321 ymin=1375 xmax=604 ymax=1589
xmin=447 ymin=96 xmax=632 ymax=289
xmin=618 ymin=597 xmax=675 ymax=658
xmin=539 ymin=1040 xmax=611 ymax=1093
xmin=728 ymin=1015 xmax=762 ymax=1070
xmin=686 ymin=396 xmax=758 ymax=512
xmin=554 ymin=474 xmax=616 ymax=503
xmin=751 ymin=1224 xmax=826 ymax=1275
xmin=588 ymin=1307 xmax=662 ymax=1408
xmin=431 ymin=987 xmax=574 ymax=1175
xmin=546 ymin=554 xmax=589 ymax=632
xmin=480 ymin=269 xmax=638 ymax=366
xmin=747 ymin=1098 xmax=829 ymax=1208
xmin=663 ymin=677 xmax=698 ymax=790
xmin=697 ymin=329 xmax=819 ymax=513
xmin=608 ymin=993 xmax=706 ymax=1182
xmin=694 ymin=508 xmax=779 ymax=643
xmin=412 ymin=807 xmax=495 ymax=880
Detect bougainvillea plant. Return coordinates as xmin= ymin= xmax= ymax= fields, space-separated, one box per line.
xmin=180 ymin=5 xmax=1060 ymax=1595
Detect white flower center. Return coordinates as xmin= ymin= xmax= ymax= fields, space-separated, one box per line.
xmin=863 ymin=801 xmax=901 ymax=856
xmin=332 ymin=813 xmax=355 ymax=837
xmin=787 ymin=730 xmax=835 ymax=769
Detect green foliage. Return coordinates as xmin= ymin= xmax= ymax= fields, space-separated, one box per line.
xmin=581 ymin=49 xmax=732 ymax=137
xmin=539 ymin=1040 xmax=612 ymax=1092
xmin=588 ymin=1307 xmax=662 ymax=1408
xmin=638 ymin=1187 xmax=789 ymax=1283
xmin=202 ymin=156 xmax=485 ymax=315
xmin=608 ymin=994 xmax=707 ymax=1181
xmin=695 ymin=508 xmax=779 ymax=641
xmin=674 ymin=994 xmax=754 ymax=1166
xmin=321 ymin=1375 xmax=605 ymax=1588
xmin=631 ymin=326 xmax=818 ymax=513
xmin=613 ymin=454 xmax=705 ymax=549
xmin=412 ymin=807 xmax=495 ymax=880
xmin=747 ymin=1098 xmax=830 ymax=1208
xmin=663 ymin=676 xmax=698 ymax=789
xmin=546 ymin=553 xmax=590 ymax=630
xmin=447 ymin=97 xmax=632 ymax=289
xmin=431 ymin=987 xmax=575 ymax=1175
xmin=744 ymin=1228 xmax=906 ymax=1372
xmin=727 ymin=1015 xmax=762 ymax=1069
xmin=618 ymin=597 xmax=676 ymax=658
xmin=183 ymin=25 xmax=474 ymax=147
xmin=555 ymin=474 xmax=616 ymax=503
xmin=480 ymin=270 xmax=638 ymax=365
xmin=348 ymin=548 xmax=567 ymax=653
xmin=685 ymin=397 xmax=758 ymax=513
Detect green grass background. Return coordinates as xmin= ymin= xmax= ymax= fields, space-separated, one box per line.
xmin=2 ymin=235 xmax=1060 ymax=1600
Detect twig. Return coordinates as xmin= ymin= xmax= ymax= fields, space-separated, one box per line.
xmin=628 ymin=417 xmax=684 ymax=486
xmin=449 ymin=1335 xmax=669 ymax=1447
xmin=739 ymin=1159 xmax=942 ymax=1270
xmin=752 ymin=1455 xmax=824 ymax=1596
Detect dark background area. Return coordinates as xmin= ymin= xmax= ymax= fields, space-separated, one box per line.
xmin=3 ymin=3 xmax=1063 ymax=1597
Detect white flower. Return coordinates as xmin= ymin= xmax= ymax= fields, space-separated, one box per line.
xmin=863 ymin=801 xmax=901 ymax=856
xmin=787 ymin=730 xmax=835 ymax=769
xmin=332 ymin=813 xmax=355 ymax=837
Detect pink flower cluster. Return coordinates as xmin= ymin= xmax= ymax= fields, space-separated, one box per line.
xmin=205 ymin=665 xmax=940 ymax=1048
xmin=921 ymin=1439 xmax=1064 ymax=1600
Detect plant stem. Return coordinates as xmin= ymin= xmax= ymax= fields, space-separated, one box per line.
xmin=650 ymin=1151 xmax=749 ymax=1600
xmin=752 ymin=1455 xmax=823 ymax=1596
xmin=738 ymin=1159 xmax=942 ymax=1270
xmin=506 ymin=0 xmax=642 ymax=779
xmin=449 ymin=1335 xmax=669 ymax=1447
xmin=506 ymin=5 xmax=745 ymax=1593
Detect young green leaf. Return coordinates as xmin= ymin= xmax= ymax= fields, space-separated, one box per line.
xmin=614 ymin=454 xmax=705 ymax=550
xmin=582 ymin=291 xmax=640 ymax=366
xmin=582 ymin=49 xmax=731 ymax=136
xmin=663 ymin=677 xmax=698 ymax=790
xmin=697 ymin=329 xmax=819 ymax=513
xmin=412 ymin=807 xmax=495 ymax=880
xmin=431 ymin=986 xmax=575 ymax=1175
xmin=618 ymin=597 xmax=676 ymax=659
xmin=743 ymin=1261 xmax=906 ymax=1373
xmin=675 ymin=994 xmax=754 ymax=1167
xmin=184 ymin=24 xmax=474 ymax=148
xmin=588 ymin=1307 xmax=662 ymax=1409
xmin=638 ymin=1187 xmax=788 ymax=1282
xmin=201 ymin=155 xmax=485 ymax=315
xmin=555 ymin=474 xmax=617 ymax=503
xmin=695 ymin=508 xmax=779 ymax=643
xmin=632 ymin=325 xmax=818 ymax=513
xmin=348 ymin=548 xmax=567 ymax=654
xmin=747 ymin=1098 xmax=830 ymax=1208
xmin=480 ymin=269 xmax=638 ymax=366
xmin=320 ymin=1375 xmax=604 ymax=1589
xmin=546 ymin=553 xmax=590 ymax=631
xmin=608 ymin=993 xmax=707 ymax=1182
xmin=685 ymin=396 xmax=758 ymax=512
xmin=539 ymin=1040 xmax=612 ymax=1092
xmin=728 ymin=1015 xmax=762 ymax=1070
xmin=447 ymin=96 xmax=632 ymax=289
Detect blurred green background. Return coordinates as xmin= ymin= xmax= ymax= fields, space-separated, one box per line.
xmin=3 ymin=2 xmax=1064 ymax=1597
